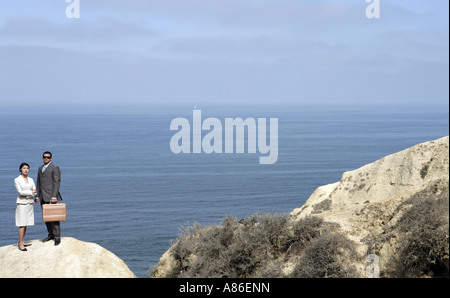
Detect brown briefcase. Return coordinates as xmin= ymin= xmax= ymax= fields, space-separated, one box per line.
xmin=42 ymin=203 xmax=67 ymax=222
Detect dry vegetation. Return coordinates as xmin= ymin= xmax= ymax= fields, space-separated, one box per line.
xmin=365 ymin=180 xmax=449 ymax=278
xmin=151 ymin=213 xmax=360 ymax=278
xmin=151 ymin=182 xmax=449 ymax=278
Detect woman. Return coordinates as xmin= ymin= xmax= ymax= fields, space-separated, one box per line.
xmin=14 ymin=163 xmax=38 ymax=251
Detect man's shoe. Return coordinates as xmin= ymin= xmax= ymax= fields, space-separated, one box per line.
xmin=54 ymin=238 xmax=61 ymax=246
xmin=42 ymin=236 xmax=54 ymax=242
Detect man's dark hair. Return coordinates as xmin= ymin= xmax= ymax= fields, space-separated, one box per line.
xmin=42 ymin=151 xmax=52 ymax=158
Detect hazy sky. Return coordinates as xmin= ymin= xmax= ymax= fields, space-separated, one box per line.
xmin=0 ymin=0 xmax=448 ymax=106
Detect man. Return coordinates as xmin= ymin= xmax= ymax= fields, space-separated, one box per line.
xmin=36 ymin=151 xmax=63 ymax=246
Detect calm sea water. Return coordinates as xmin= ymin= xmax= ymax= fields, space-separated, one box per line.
xmin=0 ymin=104 xmax=448 ymax=277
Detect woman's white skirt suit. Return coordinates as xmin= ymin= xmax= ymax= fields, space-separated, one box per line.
xmin=15 ymin=175 xmax=36 ymax=227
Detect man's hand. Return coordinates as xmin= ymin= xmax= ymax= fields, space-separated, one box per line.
xmin=50 ymin=198 xmax=57 ymax=204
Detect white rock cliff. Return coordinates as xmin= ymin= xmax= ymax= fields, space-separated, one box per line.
xmin=0 ymin=237 xmax=136 ymax=278
xmin=152 ymin=136 xmax=449 ymax=277
xmin=290 ymin=136 xmax=449 ymax=245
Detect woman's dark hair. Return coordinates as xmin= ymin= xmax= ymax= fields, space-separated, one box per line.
xmin=19 ymin=163 xmax=30 ymax=172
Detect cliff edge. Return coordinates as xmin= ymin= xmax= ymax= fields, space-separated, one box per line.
xmin=290 ymin=135 xmax=449 ymax=277
xmin=151 ymin=136 xmax=449 ymax=278
xmin=0 ymin=237 xmax=136 ymax=278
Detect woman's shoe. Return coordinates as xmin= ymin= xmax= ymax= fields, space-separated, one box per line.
xmin=18 ymin=245 xmax=27 ymax=251
xmin=24 ymin=243 xmax=32 ymax=247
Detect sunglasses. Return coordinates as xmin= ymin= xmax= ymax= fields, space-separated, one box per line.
xmin=43 ymin=156 xmax=52 ymax=159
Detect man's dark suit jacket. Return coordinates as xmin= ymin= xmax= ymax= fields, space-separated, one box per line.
xmin=37 ymin=162 xmax=62 ymax=203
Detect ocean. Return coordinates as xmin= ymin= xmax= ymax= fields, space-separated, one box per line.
xmin=0 ymin=103 xmax=448 ymax=277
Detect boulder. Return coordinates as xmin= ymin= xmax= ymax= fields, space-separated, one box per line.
xmin=0 ymin=237 xmax=136 ymax=278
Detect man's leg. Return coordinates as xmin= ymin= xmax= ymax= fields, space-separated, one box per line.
xmin=53 ymin=221 xmax=61 ymax=245
xmin=45 ymin=221 xmax=54 ymax=239
xmin=41 ymin=200 xmax=55 ymax=241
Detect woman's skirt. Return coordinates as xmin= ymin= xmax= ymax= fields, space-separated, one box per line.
xmin=15 ymin=203 xmax=34 ymax=227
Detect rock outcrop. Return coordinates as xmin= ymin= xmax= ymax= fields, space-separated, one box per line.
xmin=290 ymin=135 xmax=449 ymax=277
xmin=0 ymin=237 xmax=136 ymax=278
xmin=152 ymin=136 xmax=449 ymax=278
xmin=291 ymin=136 xmax=449 ymax=220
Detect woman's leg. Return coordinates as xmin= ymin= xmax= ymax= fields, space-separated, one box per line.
xmin=18 ymin=226 xmax=26 ymax=249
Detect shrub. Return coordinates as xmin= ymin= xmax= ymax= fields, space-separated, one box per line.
xmin=311 ymin=199 xmax=332 ymax=214
xmin=171 ymin=213 xmax=291 ymax=278
xmin=387 ymin=185 xmax=449 ymax=277
xmin=289 ymin=232 xmax=359 ymax=278
xmin=163 ymin=212 xmax=357 ymax=278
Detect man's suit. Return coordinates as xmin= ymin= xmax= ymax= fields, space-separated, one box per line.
xmin=37 ymin=162 xmax=63 ymax=240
